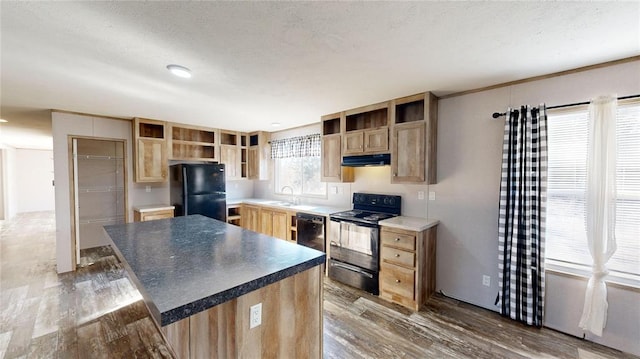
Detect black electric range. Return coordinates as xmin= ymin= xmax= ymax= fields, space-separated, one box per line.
xmin=328 ymin=193 xmax=401 ymax=295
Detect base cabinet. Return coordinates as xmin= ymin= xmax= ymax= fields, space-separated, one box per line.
xmin=241 ymin=204 xmax=290 ymax=241
xmin=133 ymin=206 xmax=175 ymax=222
xmin=379 ymin=226 xmax=436 ymax=310
xmin=241 ymin=205 xmax=260 ymax=233
xmin=162 ymin=266 xmax=322 ymax=359
xmin=260 ymin=209 xmax=288 ymax=239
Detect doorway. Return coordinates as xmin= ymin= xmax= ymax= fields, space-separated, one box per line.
xmin=71 ymin=138 xmax=127 ymax=264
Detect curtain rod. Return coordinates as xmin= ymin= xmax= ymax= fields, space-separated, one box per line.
xmin=491 ymin=94 xmax=640 ymax=119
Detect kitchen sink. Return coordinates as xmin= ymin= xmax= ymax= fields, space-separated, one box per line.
xmin=260 ymin=201 xmax=316 ymax=211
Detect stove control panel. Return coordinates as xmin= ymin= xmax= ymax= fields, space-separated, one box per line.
xmin=352 ymin=193 xmax=401 ymax=215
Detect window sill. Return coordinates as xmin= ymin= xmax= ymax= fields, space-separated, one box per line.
xmin=546 ymin=260 xmax=640 ymax=292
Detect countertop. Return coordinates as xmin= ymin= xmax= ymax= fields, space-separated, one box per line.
xmin=379 ymin=216 xmax=439 ymax=232
xmin=103 ymin=214 xmax=325 ymax=326
xmin=227 ymin=198 xmax=348 ymax=216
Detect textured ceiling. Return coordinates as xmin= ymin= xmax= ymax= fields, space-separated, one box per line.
xmin=1 ymin=1 xmax=639 ymax=149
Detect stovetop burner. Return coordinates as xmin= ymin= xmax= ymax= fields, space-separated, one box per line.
xmin=331 ymin=209 xmax=395 ymax=221
xmin=330 ymin=193 xmax=401 ymax=225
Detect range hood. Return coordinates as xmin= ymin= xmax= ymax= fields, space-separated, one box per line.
xmin=341 ymin=153 xmax=391 ymax=167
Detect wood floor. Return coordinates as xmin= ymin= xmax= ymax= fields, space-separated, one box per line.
xmin=1 ymin=212 xmax=637 ymax=359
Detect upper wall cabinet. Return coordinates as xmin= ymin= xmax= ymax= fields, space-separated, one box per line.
xmin=390 ymin=92 xmax=438 ymax=184
xmin=169 ymin=124 xmax=218 ymax=162
xmin=219 ymin=130 xmax=243 ymax=180
xmin=248 ymin=131 xmax=270 ymax=180
xmin=320 ymin=91 xmax=438 ymax=184
xmin=321 ymin=113 xmax=354 ymax=183
xmin=133 ymin=118 xmax=168 ymax=183
xmin=343 ymin=102 xmax=389 ymax=155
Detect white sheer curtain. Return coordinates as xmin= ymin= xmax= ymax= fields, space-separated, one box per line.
xmin=578 ymin=95 xmax=618 ymax=336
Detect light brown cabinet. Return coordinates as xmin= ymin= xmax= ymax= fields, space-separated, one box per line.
xmin=343 ymin=102 xmax=389 ymax=155
xmin=133 ymin=205 xmax=175 ymax=222
xmin=287 ymin=211 xmax=297 ymax=243
xmin=248 ymin=131 xmax=270 ymax=180
xmin=241 ymin=205 xmax=261 ymax=233
xmin=321 ymin=134 xmax=354 ymax=183
xmin=320 ymin=91 xmax=438 ymax=184
xmin=343 ymin=131 xmax=364 ymax=154
xmin=320 ymin=113 xmax=354 ymax=183
xmin=379 ymin=225 xmax=437 ymax=310
xmin=133 ymin=118 xmax=168 ymax=183
xmin=219 ymin=131 xmax=243 ymax=180
xmin=226 ymin=204 xmax=242 ymax=226
xmin=390 ymin=92 xmax=438 ymax=184
xmin=169 ymin=124 xmax=218 ymax=161
xmin=391 ymin=122 xmax=426 ymax=182
xmin=240 ymin=204 xmax=294 ymax=242
xmin=260 ymin=208 xmax=288 ymax=240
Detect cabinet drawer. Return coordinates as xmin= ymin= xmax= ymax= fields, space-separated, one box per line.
xmin=381 ymin=231 xmax=416 ymax=251
xmin=142 ymin=210 xmax=174 ymax=221
xmin=381 ymin=246 xmax=415 ymax=268
xmin=380 ymin=264 xmax=414 ymax=300
xmin=135 ymin=208 xmax=174 ymax=222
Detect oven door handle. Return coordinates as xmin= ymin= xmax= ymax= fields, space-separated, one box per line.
xmin=330 ymin=261 xmax=374 ymax=279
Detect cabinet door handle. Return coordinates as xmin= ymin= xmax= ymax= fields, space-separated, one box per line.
xmin=395 ymin=254 xmax=400 ymax=257
xmin=395 ymin=279 xmax=401 ymax=283
xmin=395 ymin=238 xmax=400 ymax=241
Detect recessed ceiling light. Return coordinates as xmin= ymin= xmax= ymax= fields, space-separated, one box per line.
xmin=0 ymin=119 xmax=7 ymax=123
xmin=271 ymin=122 xmax=281 ymax=127
xmin=166 ymin=64 xmax=192 ymax=78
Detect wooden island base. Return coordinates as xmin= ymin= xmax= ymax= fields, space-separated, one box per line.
xmin=162 ymin=266 xmax=323 ymax=359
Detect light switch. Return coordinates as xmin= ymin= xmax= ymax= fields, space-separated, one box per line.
xmin=418 ymin=191 xmax=425 ymax=200
xmin=428 ymin=191 xmax=436 ymax=201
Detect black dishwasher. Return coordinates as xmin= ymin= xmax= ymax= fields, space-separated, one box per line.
xmin=296 ymin=212 xmax=326 ymax=252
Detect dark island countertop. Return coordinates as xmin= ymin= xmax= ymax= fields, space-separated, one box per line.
xmin=103 ymin=214 xmax=326 ymax=326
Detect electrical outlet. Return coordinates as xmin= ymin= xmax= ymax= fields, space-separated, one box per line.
xmin=429 ymin=191 xmax=436 ymax=201
xmin=418 ymin=191 xmax=425 ymax=200
xmin=482 ymin=275 xmax=491 ymax=287
xmin=145 ymin=185 xmax=151 ymax=193
xmin=250 ymin=303 xmax=262 ymax=329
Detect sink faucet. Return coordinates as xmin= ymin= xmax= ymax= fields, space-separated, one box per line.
xmin=280 ymin=186 xmax=295 ymax=204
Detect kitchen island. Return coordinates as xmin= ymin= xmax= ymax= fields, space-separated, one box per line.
xmin=104 ymin=214 xmax=325 ymax=359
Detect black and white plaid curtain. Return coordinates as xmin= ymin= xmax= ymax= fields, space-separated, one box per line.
xmin=270 ymin=134 xmax=321 ymax=159
xmin=497 ymin=105 xmax=548 ymax=327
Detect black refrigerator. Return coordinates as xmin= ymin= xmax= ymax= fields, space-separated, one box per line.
xmin=170 ymin=163 xmax=227 ymax=221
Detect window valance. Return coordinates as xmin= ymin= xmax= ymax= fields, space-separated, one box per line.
xmin=270 ymin=134 xmax=321 ymax=159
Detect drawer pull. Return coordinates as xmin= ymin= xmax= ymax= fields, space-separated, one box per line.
xmin=395 ymin=254 xmax=400 ymax=257
xmin=395 ymin=238 xmax=400 ymax=241
xmin=395 ymin=279 xmax=401 ymax=283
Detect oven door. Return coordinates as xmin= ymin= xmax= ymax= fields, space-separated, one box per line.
xmin=329 ymin=220 xmax=379 ymax=271
xmin=328 ymin=259 xmax=379 ymax=295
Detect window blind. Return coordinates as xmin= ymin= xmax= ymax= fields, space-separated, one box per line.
xmin=546 ymin=101 xmax=640 ymax=277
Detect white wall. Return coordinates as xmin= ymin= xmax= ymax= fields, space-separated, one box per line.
xmin=0 ymin=146 xmax=18 ymax=220
xmin=432 ymin=60 xmax=640 ymax=355
xmin=52 ymin=112 xmax=166 ymax=273
xmin=14 ymin=149 xmax=55 ymax=213
xmin=227 ymin=180 xmax=254 ymax=200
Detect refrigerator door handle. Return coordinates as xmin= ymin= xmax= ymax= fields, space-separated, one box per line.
xmin=182 ymin=167 xmax=189 ymax=212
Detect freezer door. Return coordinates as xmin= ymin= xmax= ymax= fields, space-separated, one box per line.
xmin=183 ymin=164 xmax=226 ymax=194
xmin=184 ymin=193 xmax=226 ymax=221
